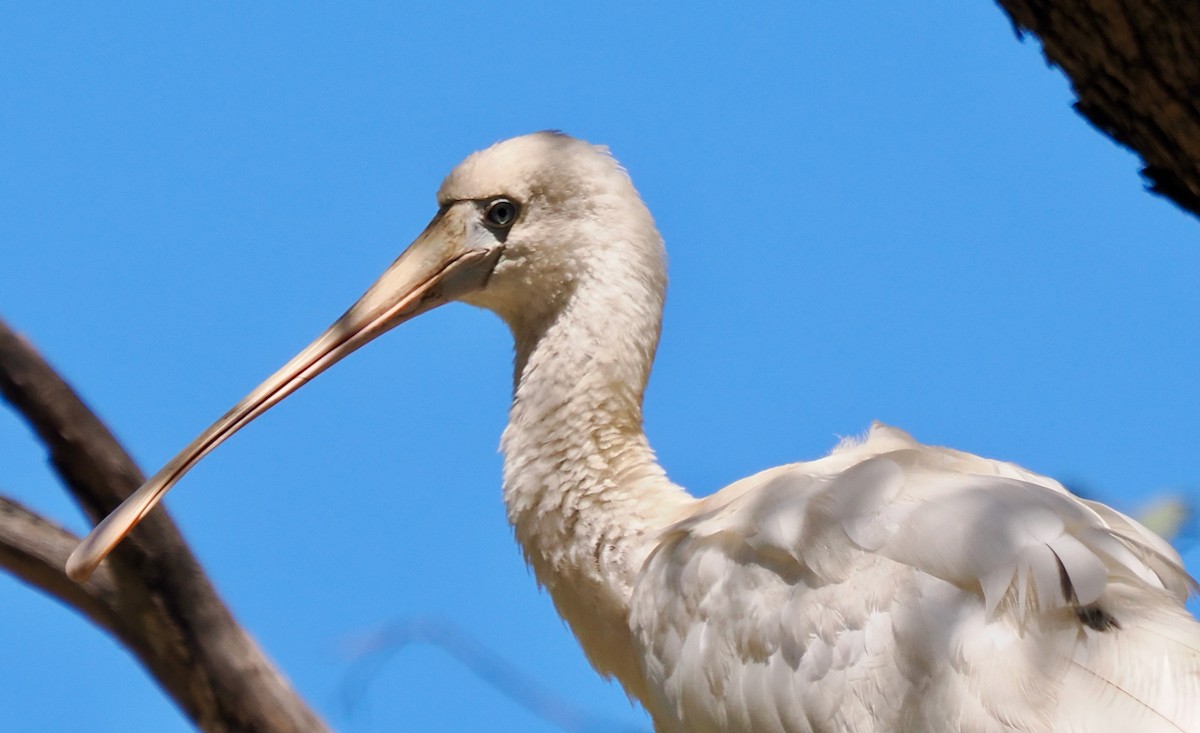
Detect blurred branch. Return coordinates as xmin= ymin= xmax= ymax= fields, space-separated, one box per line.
xmin=339 ymin=616 xmax=650 ymax=733
xmin=1068 ymin=482 xmax=1198 ymax=550
xmin=0 ymin=495 xmax=120 ymax=633
xmin=995 ymin=0 xmax=1200 ymax=219
xmin=1135 ymin=494 xmax=1197 ymax=548
xmin=0 ymin=317 xmax=329 ymax=733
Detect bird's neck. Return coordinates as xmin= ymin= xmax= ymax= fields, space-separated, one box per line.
xmin=502 ymin=282 xmax=690 ymax=585
xmin=499 ymin=272 xmax=692 ymax=692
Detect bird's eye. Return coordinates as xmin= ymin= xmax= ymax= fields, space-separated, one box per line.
xmin=484 ymin=199 xmax=518 ymax=228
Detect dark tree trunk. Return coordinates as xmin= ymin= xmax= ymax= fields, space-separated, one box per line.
xmin=995 ymin=0 xmax=1200 ymax=219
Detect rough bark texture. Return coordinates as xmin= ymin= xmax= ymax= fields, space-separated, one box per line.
xmin=996 ymin=0 xmax=1200 ymax=219
xmin=0 ymin=319 xmax=328 ymax=733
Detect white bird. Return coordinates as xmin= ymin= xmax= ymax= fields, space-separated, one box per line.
xmin=68 ymin=132 xmax=1200 ymax=732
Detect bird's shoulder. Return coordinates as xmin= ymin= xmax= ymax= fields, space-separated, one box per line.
xmin=649 ymin=422 xmax=1192 ymax=616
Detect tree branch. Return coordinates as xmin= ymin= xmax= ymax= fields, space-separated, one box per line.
xmin=995 ymin=0 xmax=1200 ymax=219
xmin=0 ymin=318 xmax=329 ymax=733
xmin=0 ymin=495 xmax=121 ymax=633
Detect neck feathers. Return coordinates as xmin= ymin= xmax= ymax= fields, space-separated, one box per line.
xmin=501 ymin=261 xmax=686 ymax=579
xmin=498 ymin=259 xmax=692 ymax=695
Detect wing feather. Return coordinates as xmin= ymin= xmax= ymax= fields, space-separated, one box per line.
xmin=630 ymin=424 xmax=1200 ymax=733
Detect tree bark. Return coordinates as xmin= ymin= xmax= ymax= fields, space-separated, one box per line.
xmin=0 ymin=320 xmax=328 ymax=733
xmin=995 ymin=0 xmax=1200 ymax=219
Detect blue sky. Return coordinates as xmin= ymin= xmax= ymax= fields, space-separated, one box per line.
xmin=2 ymin=3 xmax=1198 ymax=732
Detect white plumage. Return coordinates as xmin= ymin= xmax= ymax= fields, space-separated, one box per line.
xmin=633 ymin=425 xmax=1199 ymax=731
xmin=68 ymin=132 xmax=1200 ymax=732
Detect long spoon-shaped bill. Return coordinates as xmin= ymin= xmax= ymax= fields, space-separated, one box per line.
xmin=66 ymin=212 xmax=501 ymax=581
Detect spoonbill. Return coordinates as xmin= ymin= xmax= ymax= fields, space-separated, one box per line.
xmin=68 ymin=132 xmax=1200 ymax=732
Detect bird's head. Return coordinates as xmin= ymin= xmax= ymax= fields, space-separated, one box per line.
xmin=65 ymin=131 xmax=664 ymax=581
xmin=436 ymin=131 xmax=664 ymax=332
